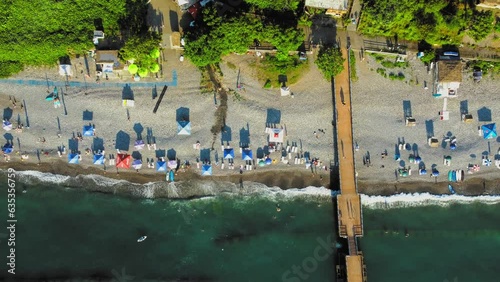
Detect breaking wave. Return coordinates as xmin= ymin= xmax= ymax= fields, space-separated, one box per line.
xmin=4 ymin=170 xmax=500 ymax=206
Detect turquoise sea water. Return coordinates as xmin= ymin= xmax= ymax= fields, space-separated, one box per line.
xmin=1 ymin=174 xmax=500 ymax=282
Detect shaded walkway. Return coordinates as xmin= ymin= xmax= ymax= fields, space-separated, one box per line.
xmin=0 ymin=70 xmax=177 ymax=88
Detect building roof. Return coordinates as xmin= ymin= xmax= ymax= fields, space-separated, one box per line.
xmin=305 ymin=0 xmax=348 ymax=10
xmin=438 ymin=61 xmax=463 ymax=83
xmin=95 ymin=50 xmax=119 ymax=63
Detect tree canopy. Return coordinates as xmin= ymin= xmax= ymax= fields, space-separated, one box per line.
xmin=359 ymin=0 xmax=495 ymax=45
xmin=315 ymin=46 xmax=345 ymax=80
xmin=184 ymin=6 xmax=304 ymax=67
xmin=118 ymin=31 xmax=161 ymax=71
xmin=243 ymin=0 xmax=301 ymax=10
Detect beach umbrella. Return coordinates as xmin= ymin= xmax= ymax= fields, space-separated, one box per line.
xmin=2 ymin=143 xmax=13 ymax=154
xmin=415 ymin=156 xmax=421 ymax=163
xmin=134 ymin=140 xmax=145 ymax=150
xmin=93 ymin=154 xmax=105 ymax=165
xmin=2 ymin=120 xmax=12 ymax=131
xmin=150 ymin=48 xmax=160 ymax=59
xmin=45 ymin=93 xmax=56 ymax=101
xmin=168 ymin=160 xmax=177 ymax=169
xmin=409 ymin=155 xmax=415 ymax=163
xmin=138 ymin=68 xmax=149 ymax=78
xmin=201 ymin=164 xmax=212 ymax=176
xmin=132 ymin=159 xmax=142 ymax=170
xmin=258 ymin=160 xmax=265 ymax=166
xmin=68 ymin=153 xmax=79 ymax=164
xmin=432 ymin=170 xmax=439 ymax=177
xmin=223 ymin=148 xmax=234 ymax=159
xmin=82 ymin=125 xmax=94 ymax=136
xmin=116 ymin=154 xmax=131 ymax=169
xmin=419 ymin=169 xmax=427 ymax=175
xmin=53 ymin=87 xmax=58 ymax=96
xmin=177 ymin=121 xmax=191 ymax=135
xmin=134 ymin=75 xmax=140 ymax=81
xmin=481 ymin=123 xmax=497 ymax=139
xmin=156 ymin=161 xmax=167 ymax=172
xmin=128 ymin=64 xmax=138 ymax=74
xmin=150 ymin=63 xmax=160 ymax=73
xmin=450 ymin=143 xmax=456 ymax=150
xmin=242 ymin=149 xmax=253 ymax=161
xmin=265 ymin=157 xmax=272 ymax=165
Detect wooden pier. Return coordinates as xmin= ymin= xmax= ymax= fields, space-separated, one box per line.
xmin=334 ymin=47 xmax=366 ymax=282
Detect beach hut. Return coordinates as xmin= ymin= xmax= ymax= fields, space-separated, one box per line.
xmin=156 ymin=161 xmax=167 ymax=172
xmin=68 ymin=153 xmax=79 ymax=164
xmin=134 ymin=140 xmax=145 ymax=150
xmin=83 ymin=125 xmax=95 ymax=136
xmin=177 ymin=121 xmax=191 ymax=135
xmin=223 ymin=148 xmax=235 ymax=159
xmin=116 ymin=153 xmax=131 ymax=169
xmin=2 ymin=120 xmax=12 ymax=131
xmin=201 ymin=164 xmax=212 ymax=176
xmin=93 ymin=154 xmax=105 ymax=165
xmin=481 ymin=123 xmax=497 ymax=139
xmin=268 ymin=128 xmax=285 ymax=143
xmin=242 ymin=149 xmax=253 ymax=161
xmin=168 ymin=160 xmax=177 ymax=169
xmin=2 ymin=143 xmax=13 ymax=154
xmin=132 ymin=159 xmax=142 ymax=170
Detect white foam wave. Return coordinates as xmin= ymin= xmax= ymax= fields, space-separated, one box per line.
xmin=16 ymin=170 xmax=71 ymax=184
xmin=361 ymin=193 xmax=500 ymax=209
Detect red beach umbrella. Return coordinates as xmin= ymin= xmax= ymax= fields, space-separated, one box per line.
xmin=116 ymin=154 xmax=131 ymax=169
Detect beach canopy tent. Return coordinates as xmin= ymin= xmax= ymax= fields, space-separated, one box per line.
xmin=68 ymin=153 xmax=79 ymax=164
xmin=280 ymin=86 xmax=290 ymax=96
xmin=2 ymin=120 xmax=12 ymax=131
xmin=242 ymin=149 xmax=253 ymax=161
xmin=156 ymin=161 xmax=167 ymax=172
xmin=59 ymin=64 xmax=72 ymax=76
xmin=168 ymin=160 xmax=177 ymax=169
xmin=122 ymin=99 xmax=135 ymax=107
xmin=93 ymin=154 xmax=105 ymax=165
xmin=83 ymin=125 xmax=95 ymax=136
xmin=2 ymin=143 xmax=13 ymax=154
xmin=132 ymin=159 xmax=142 ymax=169
xmin=223 ymin=148 xmax=235 ymax=159
xmin=201 ymin=164 xmax=212 ymax=176
xmin=134 ymin=140 xmax=145 ymax=150
xmin=177 ymin=121 xmax=191 ymax=135
xmin=116 ymin=154 xmax=131 ymax=168
xmin=482 ymin=123 xmax=497 ymax=139
xmin=268 ymin=128 xmax=285 ymax=143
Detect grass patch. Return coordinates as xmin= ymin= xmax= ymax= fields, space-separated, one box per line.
xmin=381 ymin=60 xmax=409 ymax=68
xmin=349 ymin=50 xmax=358 ymax=82
xmin=0 ymin=61 xmax=24 ymax=78
xmin=199 ymin=67 xmax=215 ymax=94
xmin=389 ymin=72 xmax=405 ymax=80
xmin=468 ymin=60 xmax=500 ymax=76
xmin=254 ymin=54 xmax=309 ymax=88
xmin=226 ymin=61 xmax=237 ymax=70
xmin=376 ymin=68 xmax=387 ymax=77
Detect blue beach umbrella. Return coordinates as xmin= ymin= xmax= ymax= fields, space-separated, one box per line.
xmin=156 ymin=161 xmax=167 ymax=172
xmin=2 ymin=143 xmax=13 ymax=154
xmin=68 ymin=153 xmax=79 ymax=164
xmin=202 ymin=164 xmax=212 ymax=176
xmin=419 ymin=169 xmax=427 ymax=175
xmin=415 ymin=156 xmax=422 ymax=163
xmin=450 ymin=143 xmax=456 ymax=150
xmin=482 ymin=123 xmax=497 ymax=139
xmin=93 ymin=154 xmax=104 ymax=165
xmin=2 ymin=120 xmax=12 ymax=131
xmin=132 ymin=159 xmax=143 ymax=170
xmin=242 ymin=149 xmax=253 ymax=161
xmin=265 ymin=157 xmax=272 ymax=165
xmin=223 ymin=148 xmax=235 ymax=159
xmin=83 ymin=125 xmax=94 ymax=136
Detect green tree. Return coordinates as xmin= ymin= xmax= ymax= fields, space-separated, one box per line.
xmin=468 ymin=10 xmax=494 ymax=42
xmin=315 ymin=46 xmax=345 ymax=80
xmin=119 ymin=31 xmax=161 ymax=69
xmin=244 ymin=0 xmax=301 ymax=10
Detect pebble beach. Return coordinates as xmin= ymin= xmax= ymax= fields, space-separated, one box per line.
xmin=1 ymin=49 xmax=499 ymax=196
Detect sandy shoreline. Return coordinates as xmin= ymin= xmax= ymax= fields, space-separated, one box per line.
xmin=2 ymin=160 xmax=499 ymax=197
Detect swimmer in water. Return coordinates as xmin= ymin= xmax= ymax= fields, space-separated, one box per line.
xmin=276 ymin=204 xmax=281 ymax=212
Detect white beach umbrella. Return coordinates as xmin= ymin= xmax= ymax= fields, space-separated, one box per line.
xmin=2 ymin=121 xmax=12 ymax=131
